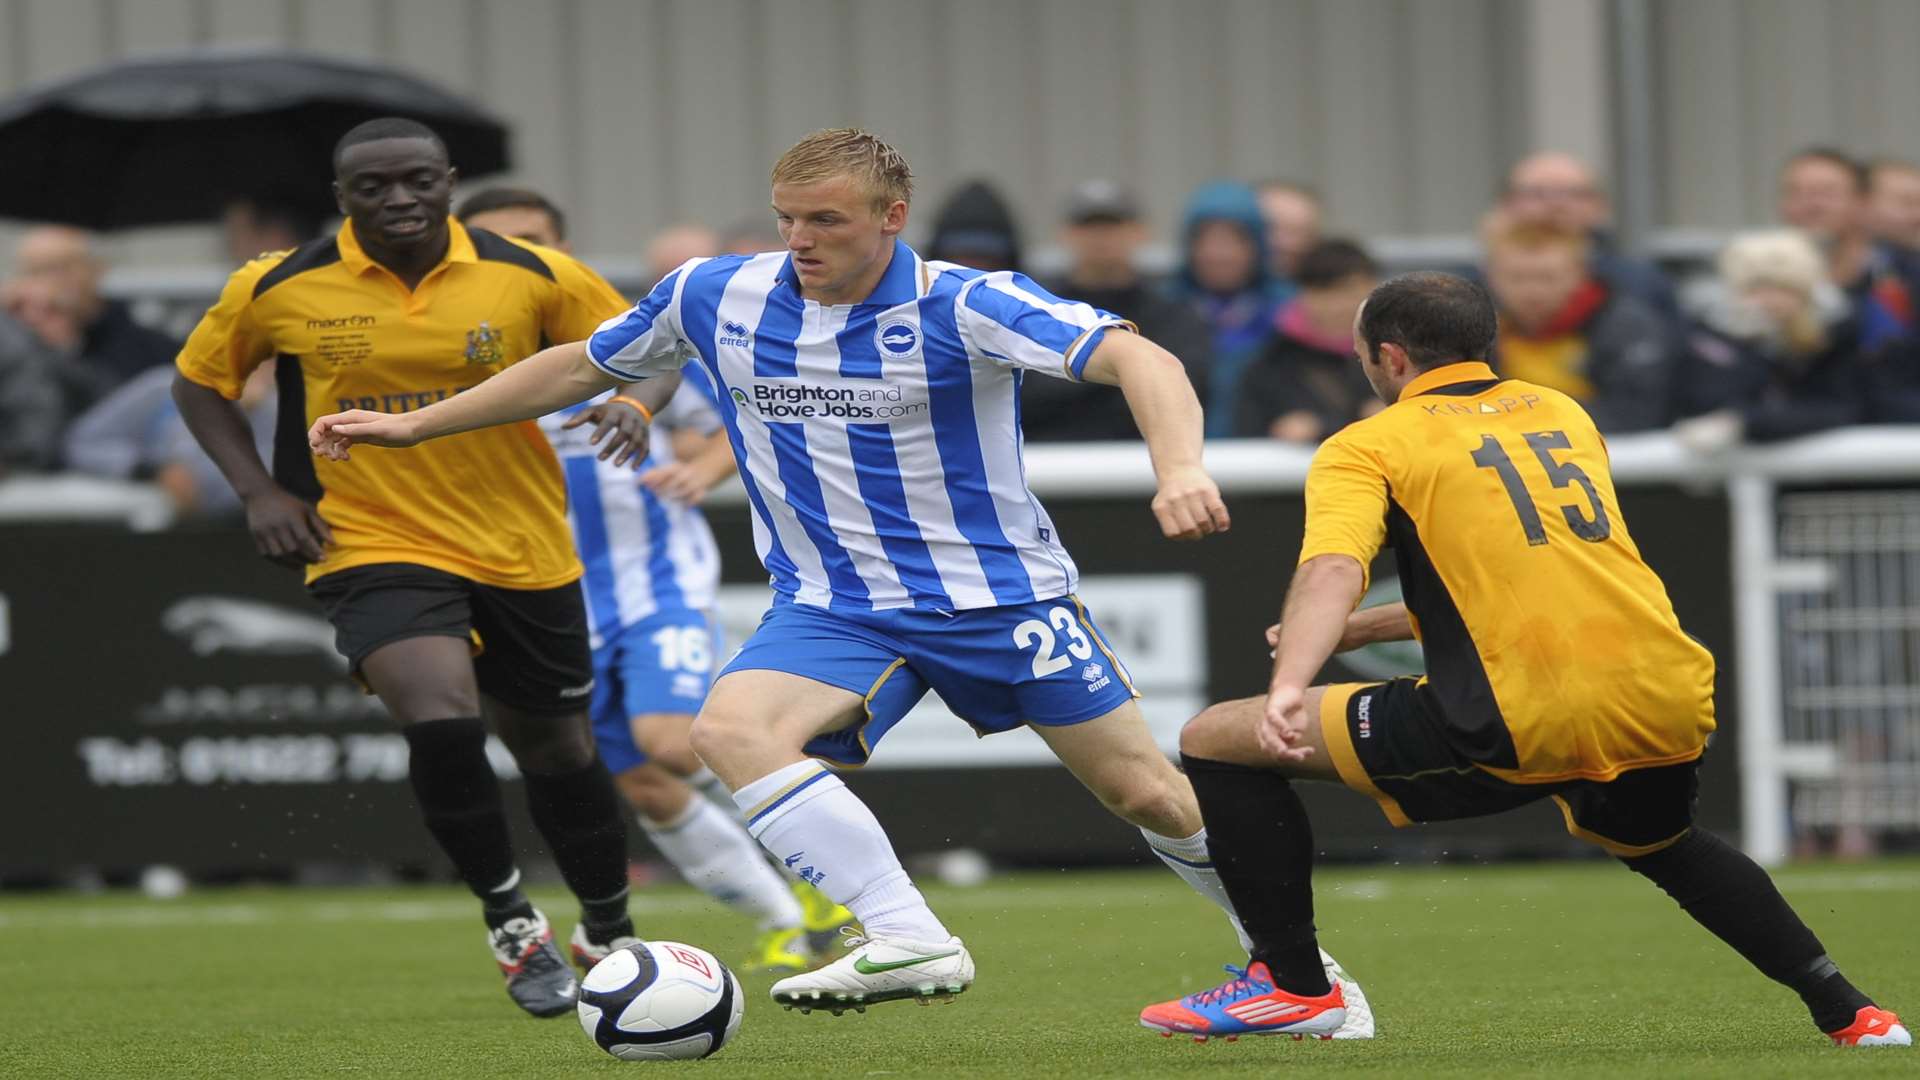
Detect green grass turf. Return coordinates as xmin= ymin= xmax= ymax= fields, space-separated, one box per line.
xmin=3 ymin=860 xmax=1915 ymax=1078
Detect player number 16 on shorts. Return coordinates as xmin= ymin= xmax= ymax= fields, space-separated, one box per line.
xmin=650 ymin=625 xmax=712 ymax=673
xmin=1013 ymin=606 xmax=1094 ymax=678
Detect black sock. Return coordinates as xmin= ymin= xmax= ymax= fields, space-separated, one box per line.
xmin=1181 ymin=754 xmax=1330 ymax=996
xmin=523 ymin=758 xmax=633 ymax=938
xmin=478 ymin=873 xmax=536 ymax=930
xmin=403 ymin=718 xmax=524 ymax=924
xmin=1622 ymin=828 xmax=1871 ymax=1031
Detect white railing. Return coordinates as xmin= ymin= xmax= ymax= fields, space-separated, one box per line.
xmin=1006 ymin=428 xmax=1920 ymax=865
xmin=8 ymin=427 xmax=1920 ymax=861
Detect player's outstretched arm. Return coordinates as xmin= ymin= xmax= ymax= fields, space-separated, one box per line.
xmin=1267 ymin=601 xmax=1413 ymax=655
xmin=1343 ymin=602 xmax=1413 ymax=647
xmin=1263 ymin=554 xmax=1367 ymax=760
xmin=1080 ymin=329 xmax=1229 ymax=541
xmin=309 ymin=340 xmax=619 ymax=460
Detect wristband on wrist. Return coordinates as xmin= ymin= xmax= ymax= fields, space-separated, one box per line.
xmin=609 ymin=395 xmax=654 ymax=423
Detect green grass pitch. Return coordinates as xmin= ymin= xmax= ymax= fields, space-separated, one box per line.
xmin=4 ymin=859 xmax=1914 ymax=1078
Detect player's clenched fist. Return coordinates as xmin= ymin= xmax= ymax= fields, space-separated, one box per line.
xmin=309 ymin=409 xmax=422 ymax=461
xmin=1150 ymin=464 xmax=1231 ymax=541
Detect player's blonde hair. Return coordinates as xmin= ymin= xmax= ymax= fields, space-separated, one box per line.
xmin=772 ymin=128 xmax=914 ymax=211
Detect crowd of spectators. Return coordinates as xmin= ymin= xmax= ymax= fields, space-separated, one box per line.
xmin=992 ymin=144 xmax=1920 ymax=446
xmin=7 ymin=144 xmax=1920 ymax=516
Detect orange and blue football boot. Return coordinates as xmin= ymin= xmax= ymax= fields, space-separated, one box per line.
xmin=1139 ymin=961 xmax=1346 ymax=1042
xmin=1826 ymin=1005 xmax=1911 ymax=1047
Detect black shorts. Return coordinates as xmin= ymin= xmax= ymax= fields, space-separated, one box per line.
xmin=308 ymin=563 xmax=593 ymax=715
xmin=1319 ymin=678 xmax=1700 ymax=856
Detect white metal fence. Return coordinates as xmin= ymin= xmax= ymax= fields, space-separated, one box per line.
xmin=9 ymin=429 xmax=1920 ymax=862
xmin=1776 ymin=491 xmax=1920 ymax=838
xmin=1016 ymin=430 xmax=1920 ymax=865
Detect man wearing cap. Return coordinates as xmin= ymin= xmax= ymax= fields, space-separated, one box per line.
xmin=1023 ymin=180 xmax=1213 ymax=442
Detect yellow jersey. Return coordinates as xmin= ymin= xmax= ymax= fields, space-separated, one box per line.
xmin=1298 ymin=360 xmax=1716 ymax=783
xmin=177 ymin=219 xmax=629 ymax=588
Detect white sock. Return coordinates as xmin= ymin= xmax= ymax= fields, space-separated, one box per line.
xmin=734 ymin=761 xmax=949 ymax=943
xmin=1141 ymin=826 xmax=1255 ymax=952
xmin=689 ymin=765 xmax=810 ymax=879
xmin=642 ymin=798 xmax=805 ymax=930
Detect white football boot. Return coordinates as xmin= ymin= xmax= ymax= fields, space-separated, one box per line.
xmin=567 ymin=922 xmax=643 ymax=973
xmin=769 ymin=931 xmax=974 ymax=1016
xmin=1322 ymin=948 xmax=1376 ymax=1039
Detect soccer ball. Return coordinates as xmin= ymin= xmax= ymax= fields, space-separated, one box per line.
xmin=575 ymin=941 xmax=743 ymax=1061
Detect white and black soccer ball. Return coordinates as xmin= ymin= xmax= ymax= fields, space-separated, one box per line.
xmin=575 ymin=941 xmax=743 ymax=1061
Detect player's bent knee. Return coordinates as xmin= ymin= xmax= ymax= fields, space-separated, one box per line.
xmin=496 ymin=713 xmax=597 ymax=774
xmin=1178 ymin=699 xmax=1253 ymax=762
xmin=686 ymin=710 xmax=741 ymax=771
xmin=518 ymin=739 xmax=597 ymax=774
xmin=651 ymin=743 xmax=702 ymax=777
xmin=615 ymin=766 xmax=689 ymax=822
xmin=1102 ymin=773 xmax=1192 ymax=834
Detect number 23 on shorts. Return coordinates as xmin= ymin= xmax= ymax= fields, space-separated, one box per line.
xmin=1011 ymin=604 xmax=1095 ymax=678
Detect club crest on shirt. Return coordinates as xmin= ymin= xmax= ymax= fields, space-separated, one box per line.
xmin=876 ymin=318 xmax=920 ymax=358
xmin=464 ymin=321 xmax=505 ymax=366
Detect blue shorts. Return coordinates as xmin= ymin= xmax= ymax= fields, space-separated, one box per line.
xmin=717 ymin=595 xmax=1139 ymax=767
xmin=589 ymin=609 xmax=718 ymax=774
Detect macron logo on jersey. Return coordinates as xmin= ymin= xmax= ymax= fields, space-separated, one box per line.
xmin=718 ymin=320 xmax=753 ymax=348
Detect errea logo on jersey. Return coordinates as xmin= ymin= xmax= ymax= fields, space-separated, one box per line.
xmin=718 ymin=320 xmax=753 ymax=348
xmin=876 ymin=318 xmax=920 ymax=358
xmin=1082 ymin=662 xmax=1111 ymax=693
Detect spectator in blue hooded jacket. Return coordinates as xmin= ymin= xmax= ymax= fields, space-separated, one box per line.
xmin=1171 ymin=180 xmax=1290 ymax=436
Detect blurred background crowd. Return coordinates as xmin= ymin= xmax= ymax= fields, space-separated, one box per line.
xmin=7 ymin=144 xmax=1920 ymax=519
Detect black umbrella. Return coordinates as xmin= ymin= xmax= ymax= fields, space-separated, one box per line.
xmin=0 ymin=46 xmax=511 ymax=230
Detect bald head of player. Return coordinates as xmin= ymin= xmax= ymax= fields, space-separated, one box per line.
xmin=332 ymin=117 xmax=457 ymax=277
xmin=769 ymin=128 xmax=914 ymax=305
xmin=1350 ymin=272 xmax=1499 ymax=405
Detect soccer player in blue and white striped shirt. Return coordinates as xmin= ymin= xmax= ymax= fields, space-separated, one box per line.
xmin=312 ymin=130 xmax=1371 ymax=1030
xmin=463 ymin=190 xmax=852 ymax=974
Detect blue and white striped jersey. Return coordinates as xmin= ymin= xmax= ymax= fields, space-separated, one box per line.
xmin=584 ymin=239 xmax=1131 ymax=612
xmin=539 ymin=379 xmax=723 ymax=647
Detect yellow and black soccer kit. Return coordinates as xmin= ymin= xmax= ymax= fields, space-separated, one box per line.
xmin=176 ymin=219 xmax=630 ymax=711
xmin=1299 ymin=360 xmax=1717 ymax=855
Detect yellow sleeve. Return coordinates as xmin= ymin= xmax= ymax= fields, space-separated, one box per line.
xmin=538 ymin=250 xmax=633 ymax=346
xmin=174 ymin=258 xmax=278 ymax=400
xmin=1298 ymin=432 xmax=1389 ymax=593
